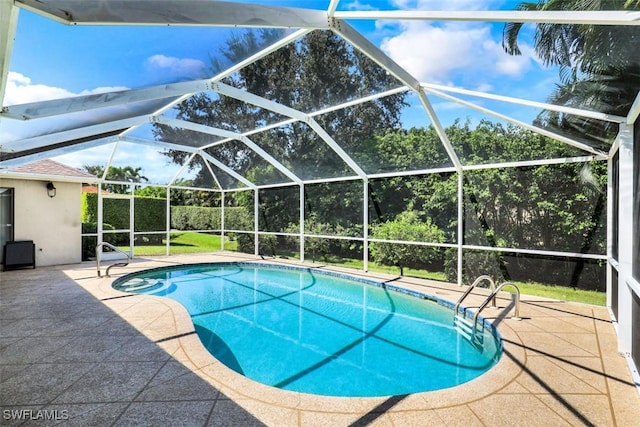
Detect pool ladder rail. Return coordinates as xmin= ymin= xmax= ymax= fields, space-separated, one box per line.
xmin=454 ymin=276 xmax=522 ymax=348
xmin=95 ymin=242 xmax=131 ymax=277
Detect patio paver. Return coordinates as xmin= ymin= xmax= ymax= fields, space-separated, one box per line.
xmin=1 ymin=252 xmax=639 ymax=426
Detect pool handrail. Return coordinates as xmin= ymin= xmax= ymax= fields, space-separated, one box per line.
xmin=95 ymin=242 xmax=130 ymax=277
xmin=454 ymin=275 xmax=496 ymax=315
xmin=472 ymin=282 xmax=521 ymax=331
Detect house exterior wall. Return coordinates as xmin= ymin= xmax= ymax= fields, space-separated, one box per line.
xmin=0 ymin=177 xmax=82 ymax=266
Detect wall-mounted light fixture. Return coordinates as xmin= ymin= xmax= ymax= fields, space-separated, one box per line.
xmin=46 ymin=181 xmax=56 ymax=198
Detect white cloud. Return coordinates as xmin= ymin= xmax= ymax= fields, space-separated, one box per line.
xmin=484 ymin=38 xmax=534 ymax=78
xmin=342 ymin=0 xmax=379 ymax=11
xmin=380 ymin=21 xmax=535 ymax=85
xmin=475 ymin=82 xmax=493 ymax=93
xmin=146 ymin=54 xmax=206 ymax=80
xmin=390 ymin=0 xmax=502 ymax=11
xmin=3 ymin=72 xmax=75 ymax=105
xmin=2 ymin=72 xmax=129 ymax=106
xmin=381 ymin=22 xmax=483 ymax=83
xmin=1 ymin=73 xmax=178 ymax=183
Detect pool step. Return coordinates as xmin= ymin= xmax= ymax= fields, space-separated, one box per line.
xmin=120 ymin=278 xmax=161 ymax=292
xmin=454 ymin=314 xmax=484 ymax=348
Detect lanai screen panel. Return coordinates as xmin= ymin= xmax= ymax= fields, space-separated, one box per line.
xmin=167 ymin=90 xmax=291 ymax=135
xmin=104 ymin=141 xmax=190 ymax=186
xmin=150 ymin=122 xmax=224 ymax=149
xmin=450 ymin=92 xmax=627 ymax=155
xmin=257 ymin=122 xmax=355 ymax=181
xmin=0 ymin=97 xmax=176 ymax=139
xmin=427 ymin=101 xmax=595 ymax=165
xmin=258 ymin=186 xmax=300 ymax=233
xmin=368 ymin=173 xmax=458 ymax=243
xmin=236 ymin=30 xmax=407 ymax=112
xmin=315 ymin=92 xmax=456 ymax=175
xmin=202 ymin=161 xmax=249 ymax=191
xmin=204 ymin=139 xmax=293 ymax=187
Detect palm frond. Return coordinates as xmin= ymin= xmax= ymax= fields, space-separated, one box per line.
xmin=501 ymin=2 xmax=539 ymax=55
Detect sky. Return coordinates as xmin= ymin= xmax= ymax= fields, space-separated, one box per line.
xmin=1 ymin=0 xmax=562 ymax=184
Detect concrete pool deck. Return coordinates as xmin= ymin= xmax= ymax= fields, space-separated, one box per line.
xmin=1 ymin=252 xmax=639 ymax=426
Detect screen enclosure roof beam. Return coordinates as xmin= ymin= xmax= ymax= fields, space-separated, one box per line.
xmin=424 ymin=87 xmax=609 ymax=157
xmin=333 ymin=10 xmax=640 ymax=26
xmin=212 ymin=82 xmax=367 ymax=178
xmin=154 ymin=117 xmax=302 ymax=184
xmin=420 ymin=83 xmax=627 ymax=124
xmin=1 ymin=81 xmax=211 ymax=121
xmin=627 ymin=90 xmax=640 ymax=125
xmin=16 ymin=0 xmax=330 ymax=29
xmin=0 ymin=1 xmax=18 ymax=105
xmin=1 ymin=116 xmax=150 ymax=154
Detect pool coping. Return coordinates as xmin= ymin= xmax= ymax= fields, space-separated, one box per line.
xmin=14 ymin=251 xmax=632 ymax=425
xmin=0 ymin=252 xmax=640 ymax=427
xmin=88 ymin=255 xmax=529 ymax=418
xmin=111 ymin=260 xmax=507 ymax=402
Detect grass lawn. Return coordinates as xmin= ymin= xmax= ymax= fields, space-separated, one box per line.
xmin=128 ymin=233 xmax=606 ymax=306
xmin=320 ymin=257 xmax=448 ymax=282
xmin=306 ymin=256 xmax=605 ymax=306
xmin=130 ymin=232 xmax=237 ymax=256
xmin=510 ymin=281 xmax=606 ymax=306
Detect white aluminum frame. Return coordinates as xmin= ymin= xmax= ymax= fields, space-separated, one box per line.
xmin=3 ymin=0 xmax=639 ymax=385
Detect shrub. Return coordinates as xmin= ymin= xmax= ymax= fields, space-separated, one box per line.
xmin=370 ymin=210 xmax=445 ymax=275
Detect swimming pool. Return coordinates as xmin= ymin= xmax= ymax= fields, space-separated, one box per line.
xmin=113 ymin=262 xmax=502 ymax=397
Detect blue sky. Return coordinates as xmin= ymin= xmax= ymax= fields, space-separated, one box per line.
xmin=1 ymin=0 xmax=561 ymax=182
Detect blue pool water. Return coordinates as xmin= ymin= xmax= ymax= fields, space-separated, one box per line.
xmin=113 ymin=263 xmax=502 ymax=397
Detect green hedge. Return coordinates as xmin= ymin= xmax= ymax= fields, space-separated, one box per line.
xmin=170 ymin=206 xmax=250 ymax=230
xmin=171 ymin=205 xmax=220 ymax=230
xmin=134 ymin=197 xmax=166 ymax=232
xmin=81 ymin=193 xmax=252 ymax=233
xmin=82 ymin=193 xmax=166 ymax=232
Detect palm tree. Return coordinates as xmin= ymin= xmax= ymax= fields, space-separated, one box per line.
xmin=503 ymin=0 xmax=640 ymax=143
xmin=83 ymin=165 xmax=149 ymax=194
xmin=502 ymin=1 xmax=640 ymax=287
xmin=503 ymin=1 xmax=638 ymax=79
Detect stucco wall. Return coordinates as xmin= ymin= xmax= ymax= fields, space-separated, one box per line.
xmin=1 ymin=178 xmax=82 ymax=266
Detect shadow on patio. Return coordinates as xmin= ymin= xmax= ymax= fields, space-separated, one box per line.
xmin=0 ymin=267 xmax=265 ymax=426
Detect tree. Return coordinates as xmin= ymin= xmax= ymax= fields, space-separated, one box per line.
xmin=370 ymin=210 xmax=445 ymax=276
xmin=82 ymin=165 xmax=149 ymax=194
xmin=135 ymin=186 xmax=166 ymax=199
xmin=502 ymin=0 xmax=640 ymax=143
xmin=153 ymin=29 xmax=407 ymax=196
xmin=502 ymin=0 xmax=635 ymax=287
xmin=370 ymin=122 xmax=607 ymax=287
xmin=152 ymin=29 xmax=408 ymax=260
